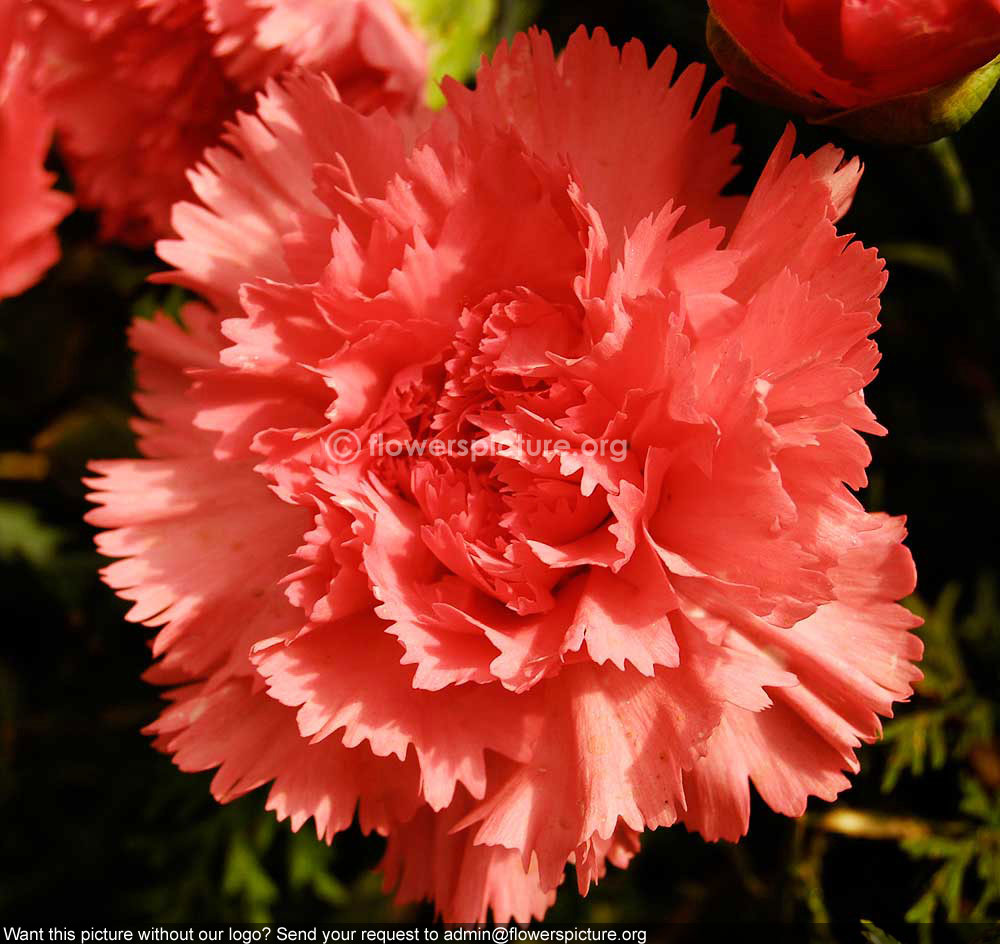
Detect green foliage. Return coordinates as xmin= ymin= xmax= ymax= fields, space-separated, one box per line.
xmin=398 ymin=0 xmax=539 ymax=107
xmin=880 ymin=244 xmax=958 ymax=284
xmin=797 ymin=581 xmax=1000 ymax=929
xmin=223 ymin=819 xmax=281 ymax=922
xmin=0 ymin=500 xmax=63 ymax=568
xmin=288 ymin=831 xmax=349 ymax=907
xmin=132 ymin=284 xmax=189 ymax=322
xmin=861 ymin=921 xmax=904 ymax=944
xmin=398 ymin=0 xmax=493 ymax=106
xmin=881 ymin=584 xmax=996 ymax=792
xmin=901 ymin=777 xmax=1000 ymax=922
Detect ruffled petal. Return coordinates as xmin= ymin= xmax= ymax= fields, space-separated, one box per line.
xmin=456 ymin=618 xmax=794 ymax=890
xmin=149 ymin=676 xmax=422 ymax=840
xmin=444 ymin=28 xmax=744 ymax=255
xmin=253 ymin=614 xmax=542 ymax=810
xmin=381 ymin=794 xmax=555 ymax=923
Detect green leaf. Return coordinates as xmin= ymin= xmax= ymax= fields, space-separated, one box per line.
xmin=287 ymin=831 xmax=349 ymax=906
xmin=971 ymin=849 xmax=1000 ymax=918
xmin=223 ymin=831 xmax=279 ymax=922
xmin=0 ymin=501 xmax=63 ymax=569
xmin=904 ymin=891 xmax=937 ymax=924
xmin=861 ymin=920 xmax=903 ymax=944
xmin=880 ymin=243 xmax=958 ymax=283
xmin=959 ymin=775 xmax=1000 ymax=825
xmin=901 ymin=838 xmax=977 ymax=922
xmin=397 ymin=0 xmax=498 ymax=107
xmin=132 ymin=285 xmax=189 ymax=322
xmin=882 ymin=710 xmax=952 ymax=791
xmin=910 ymin=586 xmax=967 ymax=700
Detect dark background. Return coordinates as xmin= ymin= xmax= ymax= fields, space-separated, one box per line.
xmin=2 ymin=1 xmax=999 ymax=936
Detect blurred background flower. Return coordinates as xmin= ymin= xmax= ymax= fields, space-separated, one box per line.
xmin=25 ymin=0 xmax=431 ymax=243
xmin=23 ymin=0 xmax=506 ymax=245
xmin=0 ymin=0 xmax=72 ymax=298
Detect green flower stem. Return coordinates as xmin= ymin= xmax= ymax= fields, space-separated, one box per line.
xmin=927 ymin=137 xmax=974 ymax=216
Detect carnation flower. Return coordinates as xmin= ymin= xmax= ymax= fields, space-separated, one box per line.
xmin=87 ymin=28 xmax=923 ymax=921
xmin=0 ymin=0 xmax=71 ymax=299
xmin=30 ymin=0 xmax=426 ymax=244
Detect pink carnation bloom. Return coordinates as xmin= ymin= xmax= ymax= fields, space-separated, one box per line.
xmin=87 ymin=29 xmax=923 ymax=921
xmin=30 ymin=0 xmax=426 ymax=244
xmin=0 ymin=0 xmax=71 ymax=299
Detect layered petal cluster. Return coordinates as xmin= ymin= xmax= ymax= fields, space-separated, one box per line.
xmin=0 ymin=0 xmax=71 ymax=299
xmin=29 ymin=0 xmax=426 ymax=244
xmin=87 ymin=29 xmax=922 ymax=921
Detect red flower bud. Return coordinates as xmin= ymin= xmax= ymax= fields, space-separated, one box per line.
xmin=707 ymin=0 xmax=1000 ymax=144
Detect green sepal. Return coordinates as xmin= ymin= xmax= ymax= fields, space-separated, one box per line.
xmin=815 ymin=53 xmax=1000 ymax=146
